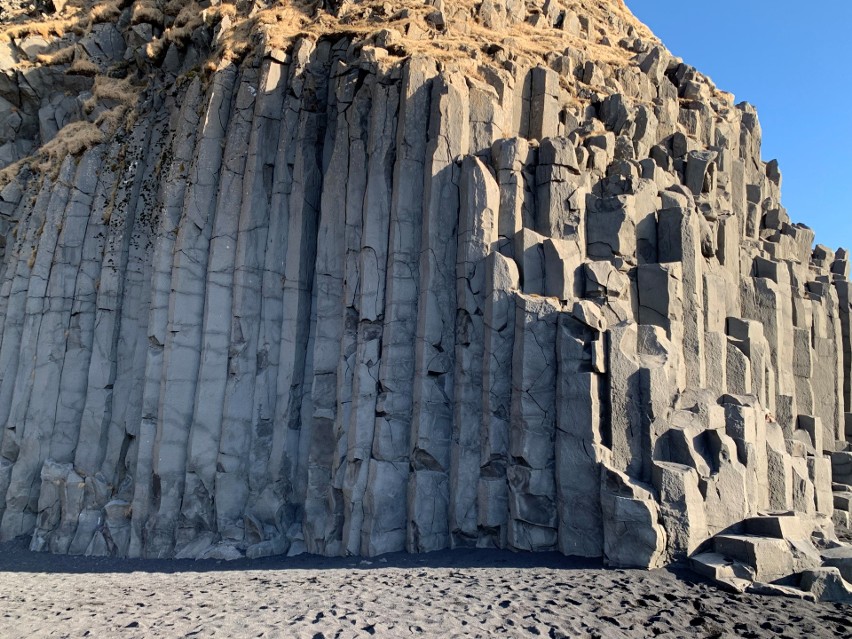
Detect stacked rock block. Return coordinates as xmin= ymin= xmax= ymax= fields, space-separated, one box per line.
xmin=691 ymin=512 xmax=852 ymax=602
xmin=0 ymin=2 xmax=848 ymax=566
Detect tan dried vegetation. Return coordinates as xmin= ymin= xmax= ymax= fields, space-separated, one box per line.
xmin=67 ymin=56 xmax=99 ymax=75
xmin=36 ymin=121 xmax=104 ymax=173
xmin=35 ymin=43 xmax=77 ymax=65
xmin=120 ymin=0 xmax=654 ymax=73
xmin=7 ymin=0 xmax=654 ymax=74
xmin=131 ymin=0 xmax=164 ymax=26
xmin=0 ymin=0 xmax=656 ymax=186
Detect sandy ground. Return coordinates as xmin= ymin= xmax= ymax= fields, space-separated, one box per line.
xmin=1 ymin=538 xmax=850 ymax=638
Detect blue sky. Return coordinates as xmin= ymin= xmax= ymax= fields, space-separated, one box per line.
xmin=626 ymin=0 xmax=852 ymax=252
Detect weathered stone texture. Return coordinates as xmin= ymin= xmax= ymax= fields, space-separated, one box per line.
xmin=0 ymin=1 xmax=848 ymax=583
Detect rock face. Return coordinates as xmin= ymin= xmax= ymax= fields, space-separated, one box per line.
xmin=0 ymin=0 xmax=850 ymax=572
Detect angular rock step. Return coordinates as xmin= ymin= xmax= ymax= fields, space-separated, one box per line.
xmin=834 ymin=491 xmax=852 ymax=512
xmin=833 ymin=451 xmax=852 ymax=485
xmin=744 ymin=513 xmax=808 ymax=540
xmin=745 ymin=581 xmax=816 ymax=601
xmin=800 ymin=567 xmax=852 ymax=603
xmin=690 ymin=552 xmax=754 ymax=592
xmin=821 ymin=545 xmax=852 ymax=583
xmin=713 ymin=534 xmax=794 ymax=583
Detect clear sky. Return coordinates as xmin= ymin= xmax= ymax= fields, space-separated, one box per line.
xmin=626 ymin=0 xmax=852 ymax=252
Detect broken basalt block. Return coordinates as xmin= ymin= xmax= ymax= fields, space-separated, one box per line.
xmin=600 ymin=464 xmax=667 ymax=569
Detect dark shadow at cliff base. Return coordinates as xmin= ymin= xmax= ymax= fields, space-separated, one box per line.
xmin=0 ymin=537 xmax=702 ymax=581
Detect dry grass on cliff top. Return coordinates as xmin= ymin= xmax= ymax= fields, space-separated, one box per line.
xmin=216 ymin=0 xmax=656 ymax=69
xmin=0 ymin=0 xmax=657 ymax=186
xmin=0 ymin=1 xmax=123 ymax=40
xmin=2 ymin=0 xmax=656 ymax=70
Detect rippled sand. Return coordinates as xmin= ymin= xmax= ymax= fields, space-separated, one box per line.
xmin=1 ymin=539 xmax=850 ymax=638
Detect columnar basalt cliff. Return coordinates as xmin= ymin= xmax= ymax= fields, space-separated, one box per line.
xmin=1 ymin=0 xmax=852 ymax=594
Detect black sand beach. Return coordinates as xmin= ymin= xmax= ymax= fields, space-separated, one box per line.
xmin=1 ymin=538 xmax=850 ymax=638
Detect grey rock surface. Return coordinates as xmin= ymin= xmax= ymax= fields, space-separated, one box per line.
xmin=0 ymin=0 xmax=848 ymax=585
